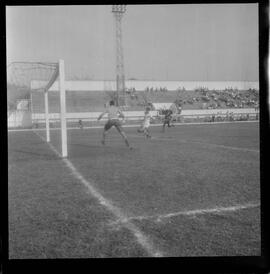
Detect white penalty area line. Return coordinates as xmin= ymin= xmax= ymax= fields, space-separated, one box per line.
xmin=10 ymin=121 xmax=259 ymax=153
xmin=110 ymin=202 xmax=260 ymax=226
xmin=129 ymin=134 xmax=259 ymax=153
xmin=188 ymin=141 xmax=260 ymax=153
xmin=10 ymin=122 xmax=259 ymax=154
xmin=8 ymin=120 xmax=259 ymax=132
xmin=32 ymin=130 xmax=163 ymax=258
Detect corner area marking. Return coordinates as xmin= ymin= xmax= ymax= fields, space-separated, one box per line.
xmin=110 ymin=202 xmax=260 ymax=225
xmin=32 ymin=130 xmax=163 ymax=258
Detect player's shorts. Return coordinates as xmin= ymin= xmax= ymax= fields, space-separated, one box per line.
xmin=104 ymin=119 xmax=123 ymax=132
xmin=172 ymin=114 xmax=177 ymax=121
xmin=164 ymin=118 xmax=171 ymax=124
xmin=137 ymin=127 xmax=144 ymax=133
xmin=142 ymin=121 xmax=150 ymax=128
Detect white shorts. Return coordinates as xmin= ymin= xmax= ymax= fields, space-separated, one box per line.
xmin=142 ymin=121 xmax=150 ymax=128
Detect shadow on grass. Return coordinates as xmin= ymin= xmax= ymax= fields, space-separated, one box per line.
xmin=11 ymin=149 xmax=60 ymax=162
xmin=69 ymin=143 xmax=101 ymax=149
xmin=69 ymin=143 xmax=134 ymax=159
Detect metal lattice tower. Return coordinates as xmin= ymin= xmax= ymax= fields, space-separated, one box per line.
xmin=112 ymin=5 xmax=126 ymax=106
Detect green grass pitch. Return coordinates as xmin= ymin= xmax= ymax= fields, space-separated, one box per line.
xmin=8 ymin=121 xmax=260 ymax=258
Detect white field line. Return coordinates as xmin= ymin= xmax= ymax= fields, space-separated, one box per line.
xmin=188 ymin=141 xmax=260 ymax=153
xmin=110 ymin=202 xmax=260 ymax=226
xmin=17 ymin=126 xmax=259 ymax=155
xmin=8 ymin=120 xmax=259 ymax=132
xmin=32 ymin=130 xmax=163 ymax=257
xmin=128 ymin=134 xmax=260 ymax=153
xmin=11 ymin=121 xmax=259 ymax=153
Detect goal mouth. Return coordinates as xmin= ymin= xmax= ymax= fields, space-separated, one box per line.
xmin=7 ymin=60 xmax=67 ymax=157
xmin=7 ymin=61 xmax=60 ymax=112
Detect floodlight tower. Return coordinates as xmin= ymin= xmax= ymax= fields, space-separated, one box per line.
xmin=112 ymin=5 xmax=127 ymax=106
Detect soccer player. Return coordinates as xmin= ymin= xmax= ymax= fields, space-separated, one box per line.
xmin=169 ymin=103 xmax=179 ymax=127
xmin=97 ymin=100 xmax=132 ymax=149
xmin=78 ymin=119 xmax=83 ymax=129
xmin=137 ymin=106 xmax=153 ymax=138
xmin=162 ymin=109 xmax=173 ymax=132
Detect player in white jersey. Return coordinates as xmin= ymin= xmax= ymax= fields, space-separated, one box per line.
xmin=97 ymin=100 xmax=132 ymax=149
xmin=137 ymin=106 xmax=153 ymax=138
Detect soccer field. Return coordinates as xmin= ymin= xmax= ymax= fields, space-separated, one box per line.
xmin=8 ymin=121 xmax=260 ymax=258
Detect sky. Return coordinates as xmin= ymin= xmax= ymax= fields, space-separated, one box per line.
xmin=6 ymin=4 xmax=259 ymax=81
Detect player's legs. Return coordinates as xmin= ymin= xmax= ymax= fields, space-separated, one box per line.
xmin=137 ymin=125 xmax=144 ymax=133
xmin=119 ymin=130 xmax=131 ymax=147
xmin=118 ymin=129 xmax=132 ymax=148
xmin=101 ymin=130 xmax=107 ymax=145
xmin=78 ymin=119 xmax=83 ymax=129
xmin=142 ymin=127 xmax=147 ymax=137
xmin=144 ymin=127 xmax=151 ymax=138
xmin=167 ymin=118 xmax=174 ymax=127
xmin=102 ymin=120 xmax=113 ymax=145
xmin=170 ymin=116 xmax=176 ymax=127
xmin=162 ymin=120 xmax=168 ymax=132
xmin=162 ymin=122 xmax=165 ymax=132
xmin=114 ymin=121 xmax=132 ymax=148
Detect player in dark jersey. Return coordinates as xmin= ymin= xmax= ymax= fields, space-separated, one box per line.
xmin=78 ymin=119 xmax=83 ymax=129
xmin=97 ymin=100 xmax=132 ymax=149
xmin=162 ymin=109 xmax=174 ymax=132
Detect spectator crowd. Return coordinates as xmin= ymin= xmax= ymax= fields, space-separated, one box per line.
xmin=125 ymin=86 xmax=259 ymax=110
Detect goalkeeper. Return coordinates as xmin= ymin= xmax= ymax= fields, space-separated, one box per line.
xmin=97 ymin=100 xmax=132 ymax=149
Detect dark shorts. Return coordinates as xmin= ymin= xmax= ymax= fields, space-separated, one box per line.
xmin=163 ymin=118 xmax=172 ymax=124
xmin=104 ymin=119 xmax=123 ymax=132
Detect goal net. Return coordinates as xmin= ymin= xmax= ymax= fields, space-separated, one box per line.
xmin=7 ymin=60 xmax=67 ymax=157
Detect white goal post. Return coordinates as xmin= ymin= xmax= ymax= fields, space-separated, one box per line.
xmin=59 ymin=59 xmax=67 ymax=157
xmin=7 ymin=59 xmax=68 ymax=158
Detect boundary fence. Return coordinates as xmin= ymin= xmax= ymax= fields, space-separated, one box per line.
xmin=29 ymin=108 xmax=259 ymax=128
xmin=8 ymin=107 xmax=259 ymax=129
